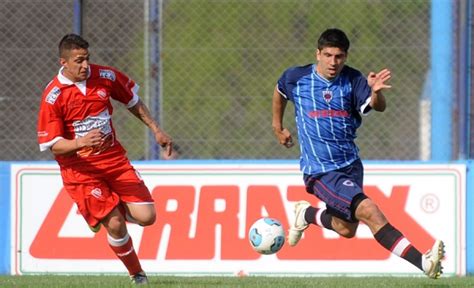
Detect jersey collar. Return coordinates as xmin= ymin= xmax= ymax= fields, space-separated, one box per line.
xmin=313 ymin=64 xmax=341 ymax=83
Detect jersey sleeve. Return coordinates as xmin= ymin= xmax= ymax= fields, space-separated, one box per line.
xmin=350 ymin=70 xmax=372 ymax=115
xmin=276 ymin=69 xmax=291 ymax=101
xmin=110 ymin=68 xmax=140 ymax=108
xmin=37 ymin=86 xmax=65 ymax=151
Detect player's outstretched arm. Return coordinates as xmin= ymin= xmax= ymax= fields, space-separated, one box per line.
xmin=272 ymin=85 xmax=294 ymax=148
xmin=128 ymin=99 xmax=173 ymax=157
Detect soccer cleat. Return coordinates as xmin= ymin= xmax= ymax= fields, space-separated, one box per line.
xmin=423 ymin=240 xmax=445 ymax=279
xmin=88 ymin=223 xmax=101 ymax=233
xmin=288 ymin=200 xmax=311 ymax=246
xmin=130 ymin=271 xmax=149 ymax=285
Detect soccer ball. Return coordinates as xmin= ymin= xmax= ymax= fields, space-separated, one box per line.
xmin=248 ymin=217 xmax=285 ymax=255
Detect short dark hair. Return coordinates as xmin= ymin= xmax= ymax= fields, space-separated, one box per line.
xmin=317 ymin=28 xmax=350 ymax=53
xmin=58 ymin=34 xmax=89 ymax=58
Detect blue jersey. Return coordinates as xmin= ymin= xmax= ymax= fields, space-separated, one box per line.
xmin=277 ymin=64 xmax=372 ymax=175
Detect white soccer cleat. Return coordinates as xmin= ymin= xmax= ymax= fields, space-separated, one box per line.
xmin=288 ymin=200 xmax=311 ymax=247
xmin=423 ymin=240 xmax=445 ymax=279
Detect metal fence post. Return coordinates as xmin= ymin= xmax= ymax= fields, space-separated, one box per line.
xmin=148 ymin=0 xmax=162 ymax=159
xmin=73 ymin=0 xmax=82 ymax=35
xmin=431 ymin=0 xmax=453 ymax=161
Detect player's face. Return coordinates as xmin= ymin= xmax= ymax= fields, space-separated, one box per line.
xmin=60 ymin=48 xmax=90 ymax=82
xmin=316 ymin=47 xmax=347 ymax=80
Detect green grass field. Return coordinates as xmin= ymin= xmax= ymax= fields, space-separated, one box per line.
xmin=1 ymin=275 xmax=474 ymax=288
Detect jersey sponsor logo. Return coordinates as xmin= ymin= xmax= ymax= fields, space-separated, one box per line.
xmin=45 ymin=87 xmax=61 ymax=104
xmin=322 ymin=90 xmax=333 ymax=103
xmin=99 ymin=69 xmax=116 ymax=81
xmin=73 ymin=109 xmax=114 ymax=157
xmin=308 ymin=109 xmax=349 ymax=118
xmin=72 ymin=109 xmax=112 ymax=137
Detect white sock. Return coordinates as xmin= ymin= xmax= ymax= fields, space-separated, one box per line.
xmin=421 ymin=254 xmax=430 ymax=271
xmin=107 ymin=233 xmax=130 ymax=247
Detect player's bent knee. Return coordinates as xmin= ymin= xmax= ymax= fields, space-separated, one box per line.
xmin=332 ymin=219 xmax=358 ymax=238
xmin=138 ymin=213 xmax=156 ymax=226
xmin=354 ymin=199 xmax=386 ymax=226
xmin=126 ymin=203 xmax=156 ymax=226
xmin=339 ymin=229 xmax=357 ymax=238
xmin=336 ymin=225 xmax=357 ymax=238
xmin=130 ymin=213 xmax=155 ymax=226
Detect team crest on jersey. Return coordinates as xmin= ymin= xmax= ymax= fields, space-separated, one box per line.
xmin=99 ymin=69 xmax=116 ymax=81
xmin=97 ymin=89 xmax=107 ymax=99
xmin=45 ymin=87 xmax=61 ymax=104
xmin=322 ymin=90 xmax=333 ymax=103
xmin=90 ymin=188 xmax=103 ymax=199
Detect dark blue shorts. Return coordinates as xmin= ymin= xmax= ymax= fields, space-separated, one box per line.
xmin=304 ymin=159 xmax=367 ymax=223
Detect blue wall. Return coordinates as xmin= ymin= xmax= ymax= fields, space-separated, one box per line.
xmin=466 ymin=160 xmax=474 ymax=273
xmin=0 ymin=162 xmax=11 ymax=274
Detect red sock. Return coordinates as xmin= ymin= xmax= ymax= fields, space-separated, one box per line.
xmin=108 ymin=234 xmax=142 ymax=276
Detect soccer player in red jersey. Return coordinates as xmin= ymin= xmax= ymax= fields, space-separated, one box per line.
xmin=37 ymin=34 xmax=172 ymax=285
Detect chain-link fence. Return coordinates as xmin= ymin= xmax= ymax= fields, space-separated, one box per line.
xmin=0 ymin=0 xmax=459 ymax=161
xmin=0 ymin=0 xmax=146 ymax=161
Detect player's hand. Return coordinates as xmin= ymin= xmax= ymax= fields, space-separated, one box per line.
xmin=77 ymin=128 xmax=103 ymax=148
xmin=367 ymin=68 xmax=392 ymax=93
xmin=155 ymin=130 xmax=173 ymax=157
xmin=273 ymin=128 xmax=294 ymax=148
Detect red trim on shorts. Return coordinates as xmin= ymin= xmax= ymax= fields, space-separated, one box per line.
xmin=315 ymin=179 xmax=351 ymax=205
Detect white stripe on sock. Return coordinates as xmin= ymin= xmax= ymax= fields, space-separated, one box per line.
xmin=315 ymin=208 xmax=326 ymax=227
xmin=392 ymin=237 xmax=410 ymax=257
xmin=107 ymin=233 xmax=130 ymax=247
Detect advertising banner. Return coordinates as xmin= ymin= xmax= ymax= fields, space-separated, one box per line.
xmin=11 ymin=163 xmax=465 ymax=276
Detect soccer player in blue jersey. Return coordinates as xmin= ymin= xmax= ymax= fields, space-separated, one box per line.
xmin=272 ymin=28 xmax=444 ymax=278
